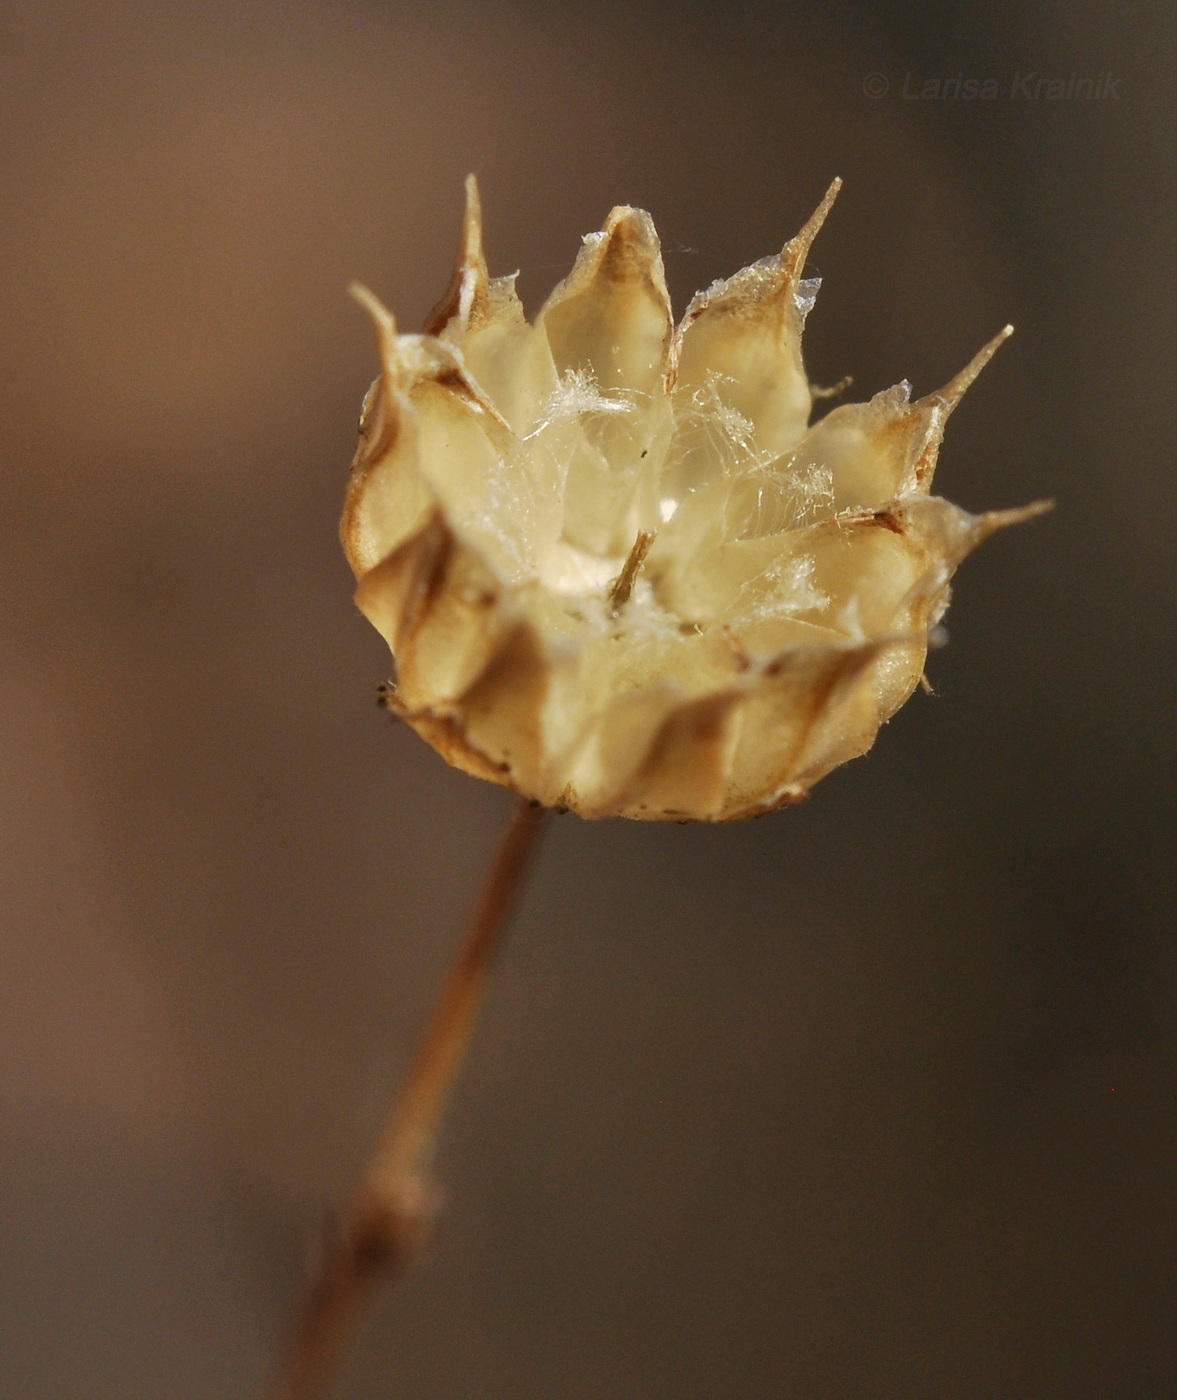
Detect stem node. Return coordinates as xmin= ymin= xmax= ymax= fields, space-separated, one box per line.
xmin=270 ymin=796 xmax=548 ymax=1400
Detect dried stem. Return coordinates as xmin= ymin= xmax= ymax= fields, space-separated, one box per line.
xmin=271 ymin=796 xmax=549 ymax=1400
xmin=608 ymin=529 xmax=654 ymax=613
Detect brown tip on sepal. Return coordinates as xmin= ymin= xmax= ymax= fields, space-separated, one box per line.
xmin=423 ymin=175 xmax=491 ymax=339
xmin=461 ymin=174 xmax=485 ymax=262
xmin=350 ymin=283 xmax=400 ymax=373
xmin=979 ymin=497 xmax=1055 ymax=534
xmin=453 ymin=174 xmax=489 ymax=292
xmin=780 ymin=176 xmax=842 ymax=284
xmin=936 ymin=324 xmax=1014 ymax=413
xmin=925 ymin=496 xmax=1053 ymax=569
xmin=810 ymin=373 xmax=853 ymax=400
xmin=595 ymin=205 xmax=666 ymax=288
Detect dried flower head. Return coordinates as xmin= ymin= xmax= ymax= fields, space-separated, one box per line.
xmin=343 ymin=178 xmax=1046 ymax=821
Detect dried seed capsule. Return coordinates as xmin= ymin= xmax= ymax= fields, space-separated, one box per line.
xmin=342 ymin=178 xmax=1048 ymax=821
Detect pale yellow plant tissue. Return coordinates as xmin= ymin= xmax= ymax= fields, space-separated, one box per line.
xmin=342 ymin=177 xmax=1047 ymax=821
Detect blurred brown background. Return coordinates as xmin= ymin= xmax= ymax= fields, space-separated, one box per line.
xmin=1 ymin=1 xmax=1174 ymax=1396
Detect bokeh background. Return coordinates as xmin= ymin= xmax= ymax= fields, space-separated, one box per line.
xmin=2 ymin=1 xmax=1174 ymax=1396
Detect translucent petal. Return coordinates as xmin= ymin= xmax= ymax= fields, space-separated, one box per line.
xmin=669 ymin=180 xmax=841 ymax=473
xmin=537 ymin=205 xmax=673 ymax=398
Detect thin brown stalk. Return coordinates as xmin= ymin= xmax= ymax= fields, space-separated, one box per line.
xmin=271 ymin=796 xmax=549 ymax=1400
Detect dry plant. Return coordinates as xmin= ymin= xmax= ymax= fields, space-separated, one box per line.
xmin=270 ymin=177 xmax=1048 ymax=1398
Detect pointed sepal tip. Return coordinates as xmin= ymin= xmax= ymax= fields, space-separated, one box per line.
xmin=781 ymin=176 xmax=843 ymax=283
xmin=350 ymin=282 xmax=399 ymax=370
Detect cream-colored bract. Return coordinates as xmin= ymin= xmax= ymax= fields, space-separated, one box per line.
xmin=342 ymin=178 xmax=1047 ymax=821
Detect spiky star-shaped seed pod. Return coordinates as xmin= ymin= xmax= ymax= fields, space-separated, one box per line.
xmin=342 ymin=178 xmax=1048 ymax=821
